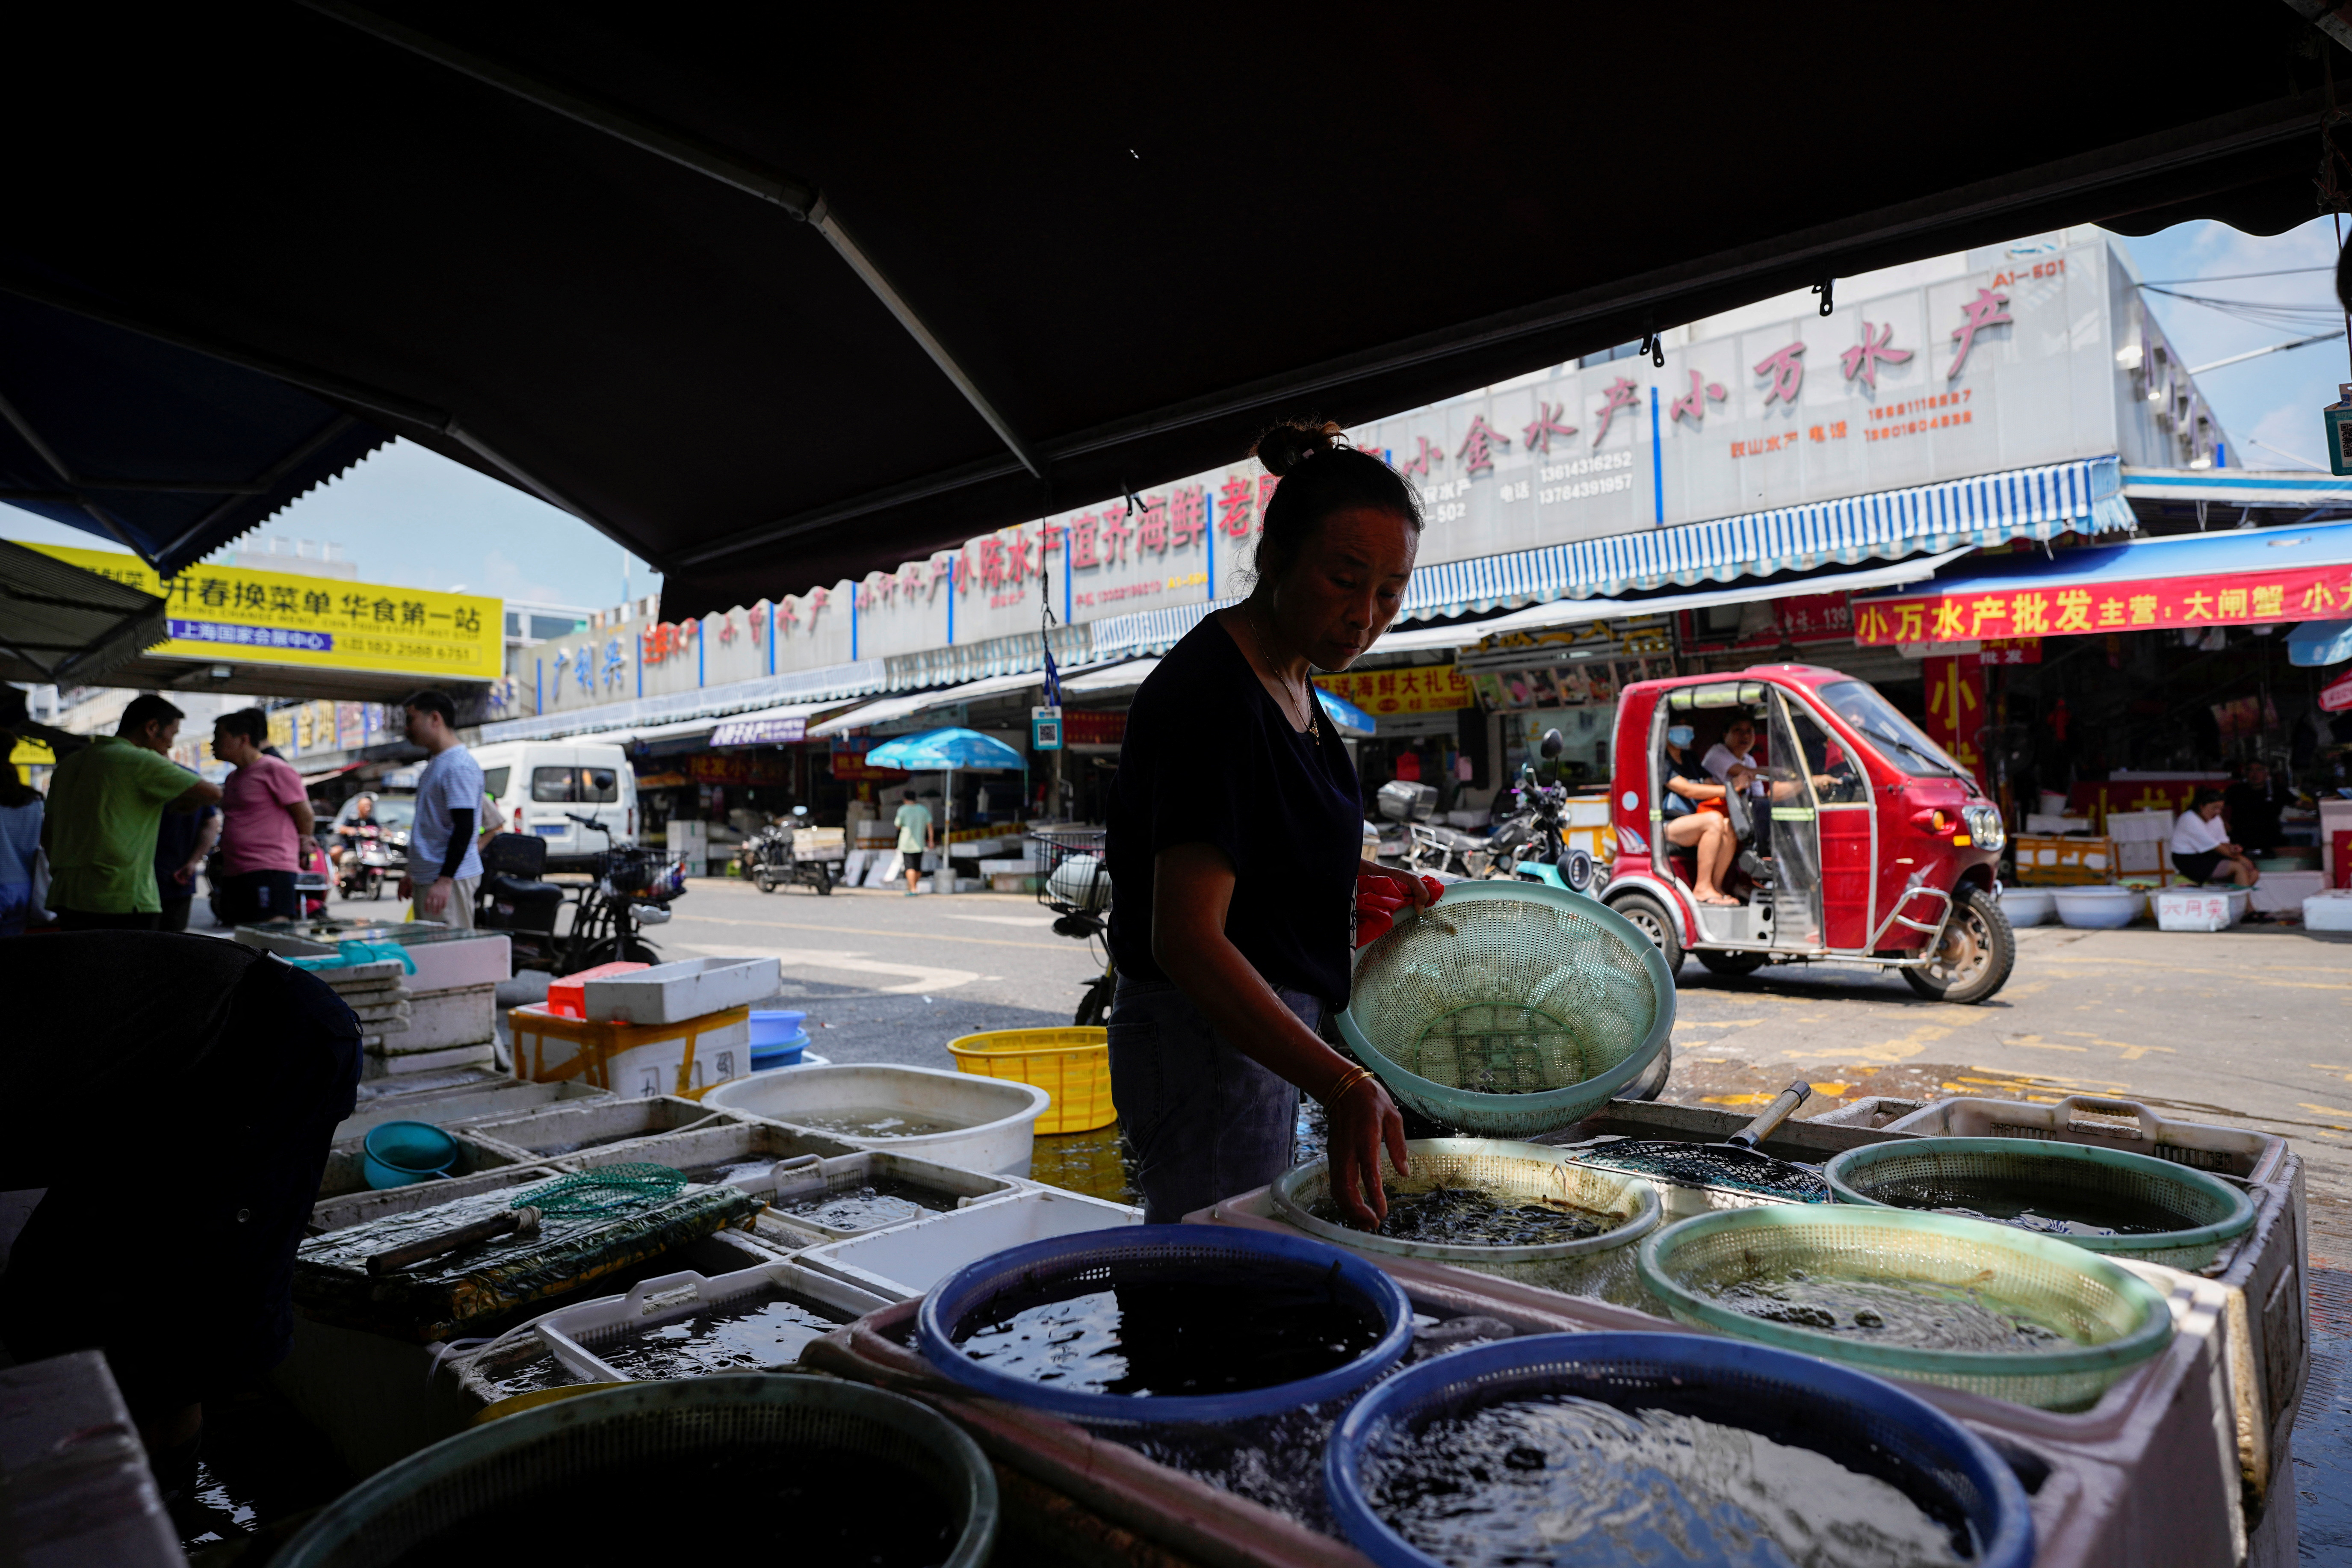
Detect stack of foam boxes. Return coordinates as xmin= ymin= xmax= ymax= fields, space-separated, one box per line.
xmin=508 ymin=955 xmax=780 ymax=1100
xmin=239 ymin=927 xmax=512 ymax=1078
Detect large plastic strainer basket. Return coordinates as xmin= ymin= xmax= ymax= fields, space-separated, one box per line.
xmin=1270 ymin=1139 xmax=1661 ymax=1305
xmin=272 ymin=1376 xmax=997 ymax=1567
xmin=915 ymin=1223 xmax=1414 ymax=1427
xmin=1824 ymin=1136 xmax=2256 ymax=1271
xmin=1338 ymin=883 xmax=1674 ymax=1137
xmin=1325 ymin=1331 xmax=2034 ymax=1568
xmin=1638 ymin=1206 xmax=2175 ymax=1411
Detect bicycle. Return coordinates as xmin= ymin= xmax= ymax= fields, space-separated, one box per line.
xmin=1032 ymin=828 xmax=1114 ymax=1026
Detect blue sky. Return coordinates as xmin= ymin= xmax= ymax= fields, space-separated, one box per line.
xmin=2 ymin=214 xmax=2345 ymax=606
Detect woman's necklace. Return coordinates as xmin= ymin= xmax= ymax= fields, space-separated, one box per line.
xmin=1250 ymin=605 xmax=1320 ymax=741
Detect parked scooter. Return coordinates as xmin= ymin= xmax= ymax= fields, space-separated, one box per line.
xmin=336 ymin=824 xmax=403 ymax=901
xmin=1478 ymin=729 xmax=1603 ymax=893
xmin=1374 ymin=779 xmax=1486 ymax=879
xmin=477 ymin=815 xmax=687 ymax=974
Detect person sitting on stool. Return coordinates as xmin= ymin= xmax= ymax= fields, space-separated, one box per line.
xmin=2170 ymin=788 xmax=2259 ymax=888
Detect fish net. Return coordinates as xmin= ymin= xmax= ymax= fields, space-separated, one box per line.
xmin=515 ymin=1163 xmax=688 ymax=1216
xmin=1338 ymin=884 xmax=1672 ymax=1138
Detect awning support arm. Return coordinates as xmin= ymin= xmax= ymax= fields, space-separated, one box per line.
xmin=300 ymin=0 xmax=1044 ymax=481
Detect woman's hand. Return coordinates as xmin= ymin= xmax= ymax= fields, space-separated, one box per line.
xmin=1327 ymin=1072 xmax=1410 ymax=1230
xmin=1356 ymin=862 xmax=1441 ymax=946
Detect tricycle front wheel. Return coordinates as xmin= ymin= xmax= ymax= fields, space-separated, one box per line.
xmin=1900 ymin=883 xmax=2014 ymax=1004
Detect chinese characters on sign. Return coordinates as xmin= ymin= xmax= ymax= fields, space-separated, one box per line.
xmin=1853 ymin=566 xmax=2352 ymax=646
xmin=1312 ymin=662 xmax=1474 ymax=715
xmin=31 ymin=543 xmax=500 ymax=679
xmin=1921 ymin=654 xmax=1989 ymax=789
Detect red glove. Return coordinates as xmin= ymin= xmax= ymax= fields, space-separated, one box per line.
xmin=1355 ymin=872 xmax=1444 ymax=948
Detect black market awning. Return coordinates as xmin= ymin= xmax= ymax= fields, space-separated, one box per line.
xmin=0 ymin=291 xmax=390 ymax=579
xmin=3 ymin=6 xmax=2344 ymax=618
xmin=0 ymin=537 xmax=169 ymax=687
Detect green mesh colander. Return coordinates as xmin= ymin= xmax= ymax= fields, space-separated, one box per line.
xmin=1270 ymin=1139 xmax=1661 ymax=1307
xmin=1338 ymin=883 xmax=1674 ymax=1138
xmin=1824 ymin=1137 xmax=2255 ymax=1272
xmin=1638 ymin=1205 xmax=2175 ymax=1411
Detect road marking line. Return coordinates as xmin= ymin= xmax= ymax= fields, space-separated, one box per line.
xmin=662 ymin=913 xmax=1063 ymax=950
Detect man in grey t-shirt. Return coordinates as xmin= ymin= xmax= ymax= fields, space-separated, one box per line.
xmin=401 ymin=690 xmax=484 ymax=927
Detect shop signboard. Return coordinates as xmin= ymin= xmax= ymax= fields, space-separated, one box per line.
xmin=709 ymin=713 xmax=806 ymax=747
xmin=27 ymin=541 xmax=500 ymax=680
xmin=1853 ymin=560 xmax=2352 ymax=646
xmin=829 ymin=735 xmax=908 ymax=782
xmin=684 ymin=752 xmax=791 ymax=786
xmin=2323 ymin=669 xmax=2352 ymax=713
xmin=1313 ymin=662 xmax=1473 ymax=717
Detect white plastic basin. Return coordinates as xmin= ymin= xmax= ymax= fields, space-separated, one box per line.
xmin=1998 ymin=888 xmax=2055 ymax=927
xmin=705 ymin=1063 xmax=1050 ymax=1176
xmin=796 ymin=1187 xmax=1143 ymax=1301
xmin=2053 ymin=885 xmax=2143 ymax=930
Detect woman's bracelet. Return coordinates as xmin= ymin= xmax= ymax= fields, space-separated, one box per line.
xmin=1321 ymin=1066 xmax=1377 ymax=1107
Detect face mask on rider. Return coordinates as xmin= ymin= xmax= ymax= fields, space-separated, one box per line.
xmin=1666 ymin=725 xmax=1695 ymax=748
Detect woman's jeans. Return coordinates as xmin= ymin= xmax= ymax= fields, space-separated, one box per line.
xmin=1106 ymin=976 xmax=1322 ymax=1224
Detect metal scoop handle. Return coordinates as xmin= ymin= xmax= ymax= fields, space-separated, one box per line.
xmin=1726 ymin=1081 xmax=1811 ymax=1150
xmin=365 ymin=1205 xmax=541 ymax=1276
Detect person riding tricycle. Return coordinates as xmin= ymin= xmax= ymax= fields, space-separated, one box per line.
xmin=1599 ymin=664 xmax=2013 ymax=1007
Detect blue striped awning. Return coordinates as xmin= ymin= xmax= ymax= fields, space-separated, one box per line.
xmin=1399 ymin=456 xmax=2130 ymax=620
xmin=1090 ymin=457 xmax=2130 ymax=658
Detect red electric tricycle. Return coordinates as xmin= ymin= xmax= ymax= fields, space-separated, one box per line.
xmin=1596 ymin=664 xmax=2015 ymax=1005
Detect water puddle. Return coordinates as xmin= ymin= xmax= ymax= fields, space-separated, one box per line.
xmin=955 ymin=1279 xmax=1387 ymax=1397
xmin=1707 ymin=1269 xmax=2073 ymax=1350
xmin=590 ymin=1288 xmax=845 ymax=1378
xmin=1310 ymin=1182 xmax=1619 ymax=1246
xmin=775 ymin=1176 xmax=954 ymax=1233
xmin=384 ymin=1450 xmax=958 ymax=1567
xmin=1363 ymin=1395 xmax=1973 ymax=1568
xmin=788 ymin=1105 xmax=970 ymax=1139
xmin=1028 ymin=1123 xmax=1138 ymax=1205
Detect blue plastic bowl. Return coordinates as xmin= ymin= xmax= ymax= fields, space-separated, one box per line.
xmin=362 ymin=1120 xmax=461 ymax=1190
xmin=749 ymin=1029 xmax=812 ymax=1070
xmin=749 ymin=1010 xmax=808 ymax=1048
xmin=916 ymin=1224 xmax=1414 ymax=1427
xmin=1325 ymin=1331 xmax=2035 ymax=1568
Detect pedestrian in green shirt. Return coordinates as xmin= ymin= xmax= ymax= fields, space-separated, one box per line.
xmin=43 ymin=694 xmax=224 ymax=930
xmin=894 ymin=789 xmax=934 ymax=895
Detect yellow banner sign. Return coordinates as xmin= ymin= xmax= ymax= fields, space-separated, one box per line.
xmin=25 ymin=541 xmax=502 ymax=680
xmin=1313 ymin=662 xmax=1474 ymax=715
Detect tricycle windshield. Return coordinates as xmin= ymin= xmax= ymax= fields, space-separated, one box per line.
xmin=1815 ymin=679 xmax=1972 ymax=782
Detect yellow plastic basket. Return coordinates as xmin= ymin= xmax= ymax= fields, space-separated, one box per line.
xmin=946 ymin=1028 xmax=1114 ymax=1134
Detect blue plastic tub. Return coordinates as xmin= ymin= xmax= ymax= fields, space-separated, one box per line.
xmin=361 ymin=1120 xmax=461 ymax=1189
xmin=749 ymin=1029 xmax=812 ymax=1070
xmin=749 ymin=1010 xmax=808 ymax=1048
xmin=916 ymin=1224 xmax=1414 ymax=1427
xmin=1325 ymin=1331 xmax=2034 ymax=1568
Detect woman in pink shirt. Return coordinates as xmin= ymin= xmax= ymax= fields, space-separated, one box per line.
xmin=211 ymin=709 xmax=315 ymax=924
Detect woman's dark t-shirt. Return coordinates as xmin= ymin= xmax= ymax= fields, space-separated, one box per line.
xmin=1108 ymin=615 xmax=1362 ymax=1008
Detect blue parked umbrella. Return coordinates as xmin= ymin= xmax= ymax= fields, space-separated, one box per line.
xmin=2288 ymin=617 xmax=2352 ymax=668
xmin=864 ymin=726 xmax=1027 ymax=771
xmin=864 ymin=727 xmax=1029 ymax=874
xmin=1316 ymin=687 xmax=1377 ymax=737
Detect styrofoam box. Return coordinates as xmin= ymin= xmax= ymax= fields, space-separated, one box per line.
xmin=2305 ymin=890 xmax=2352 ymax=932
xmin=378 ymin=983 xmax=498 ymax=1053
xmin=2249 ymin=869 xmax=2325 ymax=914
xmin=463 ymin=1094 xmax=745 ymax=1160
xmin=533 ymin=1261 xmax=895 ymax=1383
xmin=582 ymin=955 xmax=783 ymax=1025
xmin=2106 ymin=809 xmax=2175 ymax=845
xmin=798 ymin=1187 xmax=1142 ymax=1300
xmin=2025 ymin=812 xmax=2092 ymax=834
xmin=2155 ymin=886 xmax=2249 ymax=932
xmin=1565 ymin=797 xmax=1611 ymax=827
xmin=331 ymin=1079 xmax=612 ymax=1145
xmin=977 ymin=858 xmax=1040 ymax=874
xmin=402 ymin=933 xmax=513 ymax=992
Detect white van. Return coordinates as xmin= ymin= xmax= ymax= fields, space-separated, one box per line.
xmin=473 ymin=740 xmax=638 ymax=865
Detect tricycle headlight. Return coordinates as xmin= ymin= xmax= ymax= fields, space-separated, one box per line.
xmin=1963 ymin=804 xmax=2005 ymax=853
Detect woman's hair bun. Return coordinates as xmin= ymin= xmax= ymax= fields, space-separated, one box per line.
xmin=1250 ymin=419 xmax=1346 ymax=477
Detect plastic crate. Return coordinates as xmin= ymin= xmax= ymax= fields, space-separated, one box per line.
xmin=1879 ymin=1094 xmax=2287 ymax=1183
xmin=529 ymin=1261 xmax=894 ymax=1383
xmin=461 ymin=1095 xmax=750 ymax=1162
xmin=946 ymin=1028 xmax=1115 ymax=1134
xmin=308 ymin=1164 xmax=566 ymax=1235
xmin=750 ymin=1149 xmax=1026 ymax=1250
xmin=316 ymin=1125 xmax=531 ymax=1201
xmin=798 ymin=1187 xmax=1142 ymax=1302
